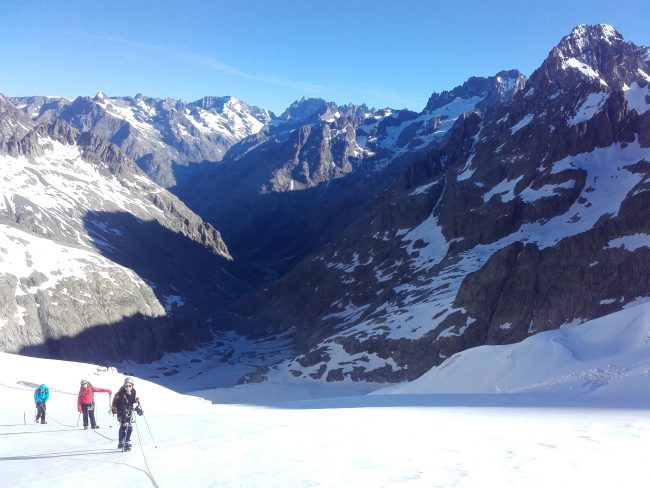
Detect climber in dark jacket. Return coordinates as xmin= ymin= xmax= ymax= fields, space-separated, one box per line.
xmin=111 ymin=377 xmax=142 ymax=450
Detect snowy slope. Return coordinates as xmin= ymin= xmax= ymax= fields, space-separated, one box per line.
xmin=2 ymin=301 xmax=650 ymax=487
xmin=376 ymin=299 xmax=650 ymax=401
xmin=0 ymin=137 xmax=168 ymax=248
xmin=196 ymin=300 xmax=650 ymax=405
xmin=0 ymin=132 xmax=167 ymax=351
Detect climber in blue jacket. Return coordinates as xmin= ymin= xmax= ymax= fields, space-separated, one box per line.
xmin=34 ymin=384 xmax=50 ymax=424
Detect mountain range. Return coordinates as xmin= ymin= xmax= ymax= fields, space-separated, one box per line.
xmin=12 ymin=93 xmax=273 ymax=187
xmin=1 ymin=24 xmax=649 ymax=391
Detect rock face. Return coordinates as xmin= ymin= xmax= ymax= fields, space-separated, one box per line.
xmin=11 ymin=93 xmax=273 ymax=187
xmin=0 ymin=96 xmax=34 ymax=143
xmin=218 ymin=24 xmax=650 ymax=384
xmin=0 ymin=101 xmax=249 ymax=363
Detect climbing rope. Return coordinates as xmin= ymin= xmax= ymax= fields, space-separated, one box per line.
xmin=134 ymin=418 xmax=160 ymax=488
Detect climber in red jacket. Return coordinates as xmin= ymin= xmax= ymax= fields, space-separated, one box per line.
xmin=77 ymin=379 xmax=112 ymax=429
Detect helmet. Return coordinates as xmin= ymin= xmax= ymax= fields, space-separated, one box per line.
xmin=124 ymin=377 xmax=134 ymax=386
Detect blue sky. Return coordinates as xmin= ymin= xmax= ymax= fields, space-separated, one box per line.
xmin=2 ymin=0 xmax=648 ymax=114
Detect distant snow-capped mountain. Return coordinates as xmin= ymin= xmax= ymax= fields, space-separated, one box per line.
xmin=11 ymin=93 xmax=273 ymax=187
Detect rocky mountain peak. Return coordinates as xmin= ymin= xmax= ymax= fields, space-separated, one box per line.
xmin=537 ymin=24 xmax=649 ymax=91
xmin=0 ymin=94 xmax=34 ymax=143
xmin=275 ymin=98 xmax=377 ymax=131
xmin=480 ymin=70 xmax=528 ymax=111
xmin=424 ymin=70 xmax=527 ymax=115
xmin=558 ymin=24 xmax=624 ymax=58
xmin=493 ymin=70 xmax=527 ymax=94
xmin=189 ymin=95 xmax=273 ymax=124
xmin=0 ymin=93 xmax=20 ymax=116
xmin=191 ymin=95 xmax=232 ymax=111
xmin=278 ymin=97 xmax=332 ymax=124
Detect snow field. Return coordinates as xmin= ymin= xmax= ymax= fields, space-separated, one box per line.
xmin=2 ymin=375 xmax=650 ymax=487
xmin=4 ymin=297 xmax=650 ymax=488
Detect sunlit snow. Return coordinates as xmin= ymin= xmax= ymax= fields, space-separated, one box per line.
xmin=509 ymin=113 xmax=534 ymax=134
xmin=623 ymin=82 xmax=650 ymax=114
xmin=483 ymin=175 xmax=524 ymax=202
xmin=2 ymin=300 xmax=650 ymax=487
xmin=607 ymin=233 xmax=650 ymax=251
xmin=562 ymin=57 xmax=603 ymax=82
xmin=568 ymin=91 xmax=609 ymax=126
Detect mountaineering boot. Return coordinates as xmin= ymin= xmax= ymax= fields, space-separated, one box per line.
xmin=124 ymin=442 xmax=132 ymax=451
xmin=84 ymin=426 xmax=88 ymax=430
xmin=92 ymin=425 xmax=100 ymax=429
xmin=118 ymin=441 xmax=124 ymax=449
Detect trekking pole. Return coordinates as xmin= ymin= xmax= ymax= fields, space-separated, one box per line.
xmin=140 ymin=409 xmax=158 ymax=448
xmin=23 ymin=411 xmax=26 ymax=426
xmin=76 ymin=412 xmax=81 ymax=427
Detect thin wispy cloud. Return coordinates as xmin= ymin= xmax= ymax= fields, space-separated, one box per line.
xmin=89 ymin=34 xmax=327 ymax=94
